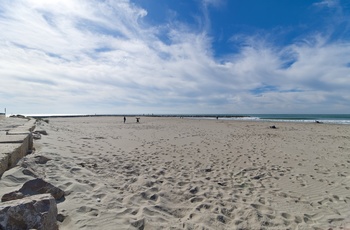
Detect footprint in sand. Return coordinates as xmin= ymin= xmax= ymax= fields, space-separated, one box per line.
xmin=130 ymin=218 xmax=145 ymax=229
xmin=77 ymin=206 xmax=100 ymax=217
xmin=281 ymin=212 xmax=293 ymax=220
xmin=250 ymin=203 xmax=274 ymax=214
xmin=189 ymin=197 xmax=204 ymax=203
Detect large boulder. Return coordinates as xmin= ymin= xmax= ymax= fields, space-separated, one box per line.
xmin=0 ymin=194 xmax=58 ymax=230
xmin=2 ymin=178 xmax=64 ymax=202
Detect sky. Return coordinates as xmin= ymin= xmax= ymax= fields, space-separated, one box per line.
xmin=1 ymin=0 xmax=350 ymax=115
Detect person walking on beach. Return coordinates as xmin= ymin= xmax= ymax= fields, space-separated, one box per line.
xmin=123 ymin=116 xmax=126 ymax=123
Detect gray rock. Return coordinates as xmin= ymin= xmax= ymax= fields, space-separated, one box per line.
xmin=56 ymin=213 xmax=66 ymax=222
xmin=34 ymin=155 xmax=51 ymax=164
xmin=0 ymin=194 xmax=58 ymax=230
xmin=1 ymin=191 xmax=25 ymax=202
xmin=22 ymin=168 xmax=38 ymax=178
xmin=2 ymin=178 xmax=64 ymax=202
xmin=32 ymin=133 xmax=41 ymax=140
xmin=34 ymin=130 xmax=48 ymax=135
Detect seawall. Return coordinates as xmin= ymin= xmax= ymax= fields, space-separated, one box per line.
xmin=0 ymin=118 xmax=35 ymax=177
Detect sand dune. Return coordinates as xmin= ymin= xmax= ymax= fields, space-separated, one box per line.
xmin=1 ymin=116 xmax=350 ymax=229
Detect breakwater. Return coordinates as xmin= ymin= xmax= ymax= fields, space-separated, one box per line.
xmin=0 ymin=117 xmax=36 ymax=176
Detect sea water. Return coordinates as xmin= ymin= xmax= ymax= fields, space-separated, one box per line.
xmin=193 ymin=114 xmax=350 ymax=125
xmin=16 ymin=113 xmax=350 ymax=125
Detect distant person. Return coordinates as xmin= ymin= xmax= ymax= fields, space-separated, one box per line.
xmin=123 ymin=116 xmax=126 ymax=123
xmin=136 ymin=117 xmax=140 ymax=123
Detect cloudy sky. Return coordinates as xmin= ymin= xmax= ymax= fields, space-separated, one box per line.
xmin=1 ymin=0 xmax=350 ymax=115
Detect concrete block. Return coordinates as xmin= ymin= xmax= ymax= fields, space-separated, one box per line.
xmin=0 ymin=134 xmax=28 ymax=144
xmin=0 ymin=143 xmax=26 ymax=170
xmin=8 ymin=119 xmax=36 ymax=134
xmin=0 ymin=120 xmax=34 ymax=177
xmin=6 ymin=130 xmax=31 ymax=135
xmin=0 ymin=153 xmax=9 ymax=177
xmin=0 ymin=133 xmax=32 ymax=152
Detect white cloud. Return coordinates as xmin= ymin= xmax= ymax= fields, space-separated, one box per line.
xmin=0 ymin=0 xmax=350 ymax=114
xmin=313 ymin=0 xmax=339 ymax=8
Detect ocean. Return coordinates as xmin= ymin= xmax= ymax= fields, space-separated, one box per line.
xmin=187 ymin=114 xmax=350 ymax=125
xmin=15 ymin=113 xmax=350 ymax=125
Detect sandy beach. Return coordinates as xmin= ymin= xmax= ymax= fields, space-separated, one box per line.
xmin=1 ymin=116 xmax=350 ymax=229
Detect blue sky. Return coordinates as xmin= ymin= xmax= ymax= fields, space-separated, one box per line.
xmin=1 ymin=0 xmax=350 ymax=115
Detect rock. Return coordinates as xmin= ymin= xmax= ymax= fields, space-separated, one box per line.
xmin=32 ymin=133 xmax=41 ymax=140
xmin=34 ymin=130 xmax=48 ymax=135
xmin=9 ymin=114 xmax=28 ymax=119
xmin=22 ymin=168 xmax=38 ymax=178
xmin=189 ymin=186 xmax=198 ymax=194
xmin=34 ymin=155 xmax=51 ymax=164
xmin=1 ymin=191 xmax=25 ymax=202
xmin=1 ymin=178 xmax=64 ymax=202
xmin=20 ymin=178 xmax=64 ymax=200
xmin=0 ymin=194 xmax=58 ymax=230
xmin=56 ymin=213 xmax=66 ymax=222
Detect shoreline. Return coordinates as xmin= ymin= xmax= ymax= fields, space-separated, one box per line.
xmin=10 ymin=113 xmax=350 ymax=125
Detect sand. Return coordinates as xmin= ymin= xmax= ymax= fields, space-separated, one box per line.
xmin=1 ymin=116 xmax=350 ymax=229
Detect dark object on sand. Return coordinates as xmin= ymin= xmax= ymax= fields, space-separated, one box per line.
xmin=269 ymin=125 xmax=277 ymax=129
xmin=315 ymin=120 xmax=323 ymax=124
xmin=10 ymin=114 xmax=29 ymax=120
xmin=34 ymin=130 xmax=48 ymax=135
xmin=136 ymin=118 xmax=140 ymax=123
xmin=1 ymin=178 xmax=65 ymax=202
